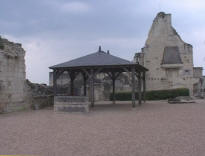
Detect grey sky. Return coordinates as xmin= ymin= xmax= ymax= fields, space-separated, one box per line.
xmin=0 ymin=0 xmax=205 ymax=83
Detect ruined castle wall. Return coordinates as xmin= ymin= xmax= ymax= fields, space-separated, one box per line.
xmin=193 ymin=67 xmax=203 ymax=78
xmin=0 ymin=37 xmax=54 ymax=112
xmin=135 ymin=12 xmax=198 ymax=95
xmin=0 ymin=37 xmax=28 ymax=112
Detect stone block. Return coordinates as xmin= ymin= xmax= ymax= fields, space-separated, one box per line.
xmin=54 ymin=96 xmax=89 ymax=112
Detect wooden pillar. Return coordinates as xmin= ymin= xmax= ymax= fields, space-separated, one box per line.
xmin=69 ymin=72 xmax=76 ymax=96
xmin=143 ymin=72 xmax=146 ymax=103
xmin=53 ymin=69 xmax=64 ymax=96
xmin=138 ymin=72 xmax=142 ymax=106
xmin=112 ymin=78 xmax=116 ymax=104
xmin=131 ymin=67 xmax=136 ymax=107
xmin=53 ymin=70 xmax=57 ymax=96
xmin=107 ymin=71 xmax=121 ymax=105
xmin=83 ymin=73 xmax=87 ymax=96
xmin=70 ymin=74 xmax=74 ymax=96
xmin=90 ymin=69 xmax=94 ymax=107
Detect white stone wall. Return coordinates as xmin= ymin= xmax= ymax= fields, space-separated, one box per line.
xmin=135 ymin=12 xmax=203 ymax=96
xmin=193 ymin=67 xmax=203 ymax=78
xmin=0 ymin=37 xmax=28 ymax=112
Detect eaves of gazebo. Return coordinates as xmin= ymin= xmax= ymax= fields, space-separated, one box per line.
xmin=49 ymin=46 xmax=148 ymax=111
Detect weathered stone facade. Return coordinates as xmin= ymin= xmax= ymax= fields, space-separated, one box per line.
xmin=26 ymin=80 xmax=53 ymax=110
xmin=134 ymin=12 xmax=203 ymax=96
xmin=54 ymin=96 xmax=89 ymax=112
xmin=0 ymin=37 xmax=27 ymax=112
xmin=0 ymin=36 xmax=53 ymax=113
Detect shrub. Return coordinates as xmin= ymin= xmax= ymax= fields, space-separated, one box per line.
xmin=0 ymin=40 xmax=4 ymax=50
xmin=110 ymin=88 xmax=189 ymax=101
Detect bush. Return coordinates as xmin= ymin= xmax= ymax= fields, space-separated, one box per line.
xmin=0 ymin=40 xmax=4 ymax=50
xmin=110 ymin=88 xmax=189 ymax=101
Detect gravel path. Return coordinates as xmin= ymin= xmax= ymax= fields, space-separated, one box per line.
xmin=0 ymin=100 xmax=205 ymax=156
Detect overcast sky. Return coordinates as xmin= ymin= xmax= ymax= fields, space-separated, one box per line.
xmin=0 ymin=0 xmax=205 ymax=84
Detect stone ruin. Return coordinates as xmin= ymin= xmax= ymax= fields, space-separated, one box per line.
xmin=49 ymin=12 xmax=205 ymax=100
xmin=1 ymin=12 xmax=204 ymax=112
xmin=134 ymin=12 xmax=205 ymax=97
xmin=0 ymin=36 xmax=53 ymax=113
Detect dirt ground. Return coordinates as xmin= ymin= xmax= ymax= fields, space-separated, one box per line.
xmin=0 ymin=100 xmax=205 ymax=156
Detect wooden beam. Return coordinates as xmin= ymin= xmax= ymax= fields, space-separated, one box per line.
xmin=143 ymin=72 xmax=146 ymax=103
xmin=94 ymin=67 xmax=103 ymax=75
xmin=83 ymin=73 xmax=87 ymax=96
xmin=68 ymin=71 xmax=79 ymax=96
xmin=82 ymin=68 xmax=96 ymax=106
xmin=90 ymin=69 xmax=94 ymax=107
xmin=56 ymin=69 xmax=65 ymax=79
xmin=115 ymin=72 xmax=121 ymax=79
xmin=53 ymin=70 xmax=57 ymax=96
xmin=106 ymin=71 xmax=121 ymax=104
xmin=131 ymin=67 xmax=136 ymax=107
xmin=53 ymin=69 xmax=65 ymax=96
xmin=138 ymin=72 xmax=142 ymax=106
xmin=70 ymin=78 xmax=74 ymax=96
xmin=106 ymin=72 xmax=112 ymax=79
xmin=81 ymin=68 xmax=90 ymax=77
xmin=123 ymin=67 xmax=129 ymax=73
xmin=112 ymin=78 xmax=116 ymax=104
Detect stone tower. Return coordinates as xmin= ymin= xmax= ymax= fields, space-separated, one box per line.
xmin=135 ymin=12 xmax=202 ymax=95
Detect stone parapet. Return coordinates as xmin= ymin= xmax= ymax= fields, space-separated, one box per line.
xmin=54 ymin=96 xmax=89 ymax=112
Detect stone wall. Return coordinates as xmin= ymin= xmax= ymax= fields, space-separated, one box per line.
xmin=193 ymin=67 xmax=203 ymax=78
xmin=0 ymin=36 xmax=27 ymax=112
xmin=134 ymin=12 xmax=203 ymax=96
xmin=26 ymin=80 xmax=54 ymax=109
xmin=0 ymin=36 xmax=53 ymax=113
xmin=54 ymin=96 xmax=89 ymax=112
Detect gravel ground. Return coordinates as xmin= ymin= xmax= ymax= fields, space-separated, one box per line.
xmin=0 ymin=100 xmax=205 ymax=156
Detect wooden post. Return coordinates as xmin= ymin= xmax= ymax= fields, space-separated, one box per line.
xmin=131 ymin=67 xmax=136 ymax=107
xmin=106 ymin=71 xmax=121 ymax=105
xmin=70 ymin=72 xmax=75 ymax=96
xmin=138 ymin=72 xmax=142 ymax=106
xmin=53 ymin=70 xmax=57 ymax=96
xmin=53 ymin=69 xmax=65 ymax=96
xmin=143 ymin=72 xmax=146 ymax=103
xmin=70 ymin=79 xmax=74 ymax=96
xmin=83 ymin=73 xmax=87 ymax=96
xmin=112 ymin=77 xmax=116 ymax=104
xmin=90 ymin=69 xmax=94 ymax=107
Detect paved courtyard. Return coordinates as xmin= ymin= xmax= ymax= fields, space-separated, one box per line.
xmin=0 ymin=100 xmax=205 ymax=156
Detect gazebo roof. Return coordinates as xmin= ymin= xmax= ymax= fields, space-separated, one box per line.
xmin=50 ymin=46 xmax=148 ymax=71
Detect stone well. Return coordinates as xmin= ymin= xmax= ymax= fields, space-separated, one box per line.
xmin=54 ymin=96 xmax=89 ymax=112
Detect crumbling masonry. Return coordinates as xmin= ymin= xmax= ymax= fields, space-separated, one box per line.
xmin=0 ymin=37 xmax=53 ymax=112
xmin=134 ymin=12 xmax=204 ymax=96
xmin=0 ymin=37 xmax=27 ymax=112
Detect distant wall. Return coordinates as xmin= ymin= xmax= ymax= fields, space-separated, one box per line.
xmin=193 ymin=67 xmax=203 ymax=78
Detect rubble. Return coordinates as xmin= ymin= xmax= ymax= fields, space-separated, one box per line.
xmin=168 ymin=96 xmax=195 ymax=104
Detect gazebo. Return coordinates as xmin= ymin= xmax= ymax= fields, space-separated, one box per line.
xmin=49 ymin=46 xmax=148 ymax=112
